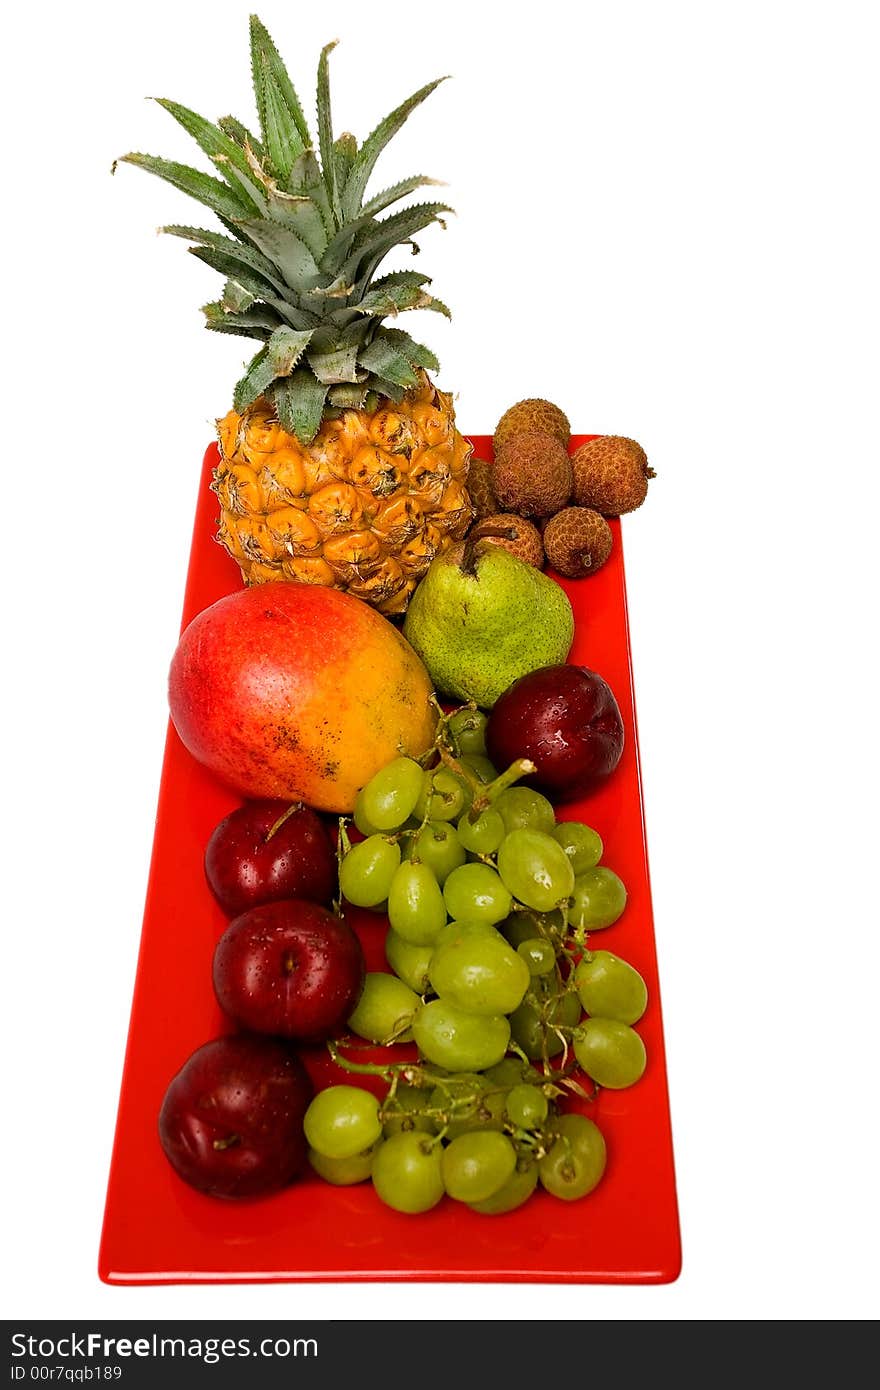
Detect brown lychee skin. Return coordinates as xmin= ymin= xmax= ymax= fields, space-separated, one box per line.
xmin=570 ymin=436 xmax=654 ymax=516
xmin=493 ymin=399 xmax=571 ymax=455
xmin=492 ymin=430 xmax=573 ymax=518
xmin=471 ymin=513 xmax=545 ymax=569
xmin=466 ymin=456 xmax=500 ymax=519
xmin=543 ymin=507 xmax=613 ymax=578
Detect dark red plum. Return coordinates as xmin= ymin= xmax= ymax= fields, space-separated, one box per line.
xmin=158 ymin=1034 xmax=313 ymax=1199
xmin=486 ymin=664 xmax=625 ymax=798
xmin=212 ymin=899 xmax=365 ymax=1042
xmin=204 ymin=799 xmax=337 ymax=917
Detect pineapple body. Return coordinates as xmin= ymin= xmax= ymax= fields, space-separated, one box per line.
xmin=214 ymin=373 xmax=474 ymax=614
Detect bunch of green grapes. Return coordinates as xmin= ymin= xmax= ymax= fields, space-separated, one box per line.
xmin=308 ymin=704 xmax=649 ymax=1216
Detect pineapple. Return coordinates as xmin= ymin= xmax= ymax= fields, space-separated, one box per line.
xmin=115 ymin=15 xmax=473 ymax=614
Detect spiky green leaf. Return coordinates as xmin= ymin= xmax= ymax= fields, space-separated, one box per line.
xmin=250 ymin=15 xmax=311 ymax=153
xmin=307 ymin=340 xmax=364 ymax=385
xmin=257 ymin=60 xmax=304 ymax=183
xmin=218 ymin=114 xmax=264 ymax=159
xmin=161 ymin=225 xmax=288 ymax=293
xmin=357 ymin=337 xmax=422 ymax=387
xmin=354 ymin=284 xmax=439 ymax=317
xmin=187 ymin=246 xmax=318 ymax=330
xmin=263 ymin=191 xmax=329 ymax=261
xmin=360 ymin=175 xmax=444 ymax=220
xmin=366 ymin=377 xmax=407 ymax=404
xmin=346 ymin=202 xmax=452 ymax=291
xmin=342 ymin=77 xmax=448 ymax=218
xmin=234 ymin=218 xmax=321 ymax=294
xmin=306 ymin=274 xmax=354 ymax=301
xmin=213 ymin=158 xmax=270 ymax=217
xmin=370 ymin=270 xmax=433 ymax=291
xmin=268 ymin=326 xmax=314 ymax=377
xmin=272 ymin=369 xmax=329 ymax=444
xmin=220 ymin=279 xmax=256 ymax=313
xmin=319 ymin=210 xmax=383 ymax=277
xmin=188 ymin=245 xmax=282 ymax=298
xmin=333 ymin=133 xmax=358 ymax=192
xmin=287 ymin=149 xmax=334 ymax=238
xmin=327 ymin=382 xmax=369 ymax=408
xmin=233 ymin=347 xmax=278 ymax=412
xmin=113 ymin=153 xmax=252 ymax=222
xmin=203 ymin=300 xmax=281 ymax=340
xmin=152 ymin=99 xmax=258 ymax=197
xmin=317 ymin=42 xmax=341 ymax=225
xmin=381 ymin=326 xmax=441 ymax=371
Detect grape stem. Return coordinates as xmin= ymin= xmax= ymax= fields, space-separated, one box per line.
xmin=478 ymin=758 xmax=537 ymax=809
xmin=326 ymin=1038 xmax=411 ymax=1083
xmin=333 ymin=818 xmax=353 ymax=918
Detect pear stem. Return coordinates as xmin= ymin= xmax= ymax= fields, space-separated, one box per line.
xmin=460 ymin=524 xmax=518 ymax=576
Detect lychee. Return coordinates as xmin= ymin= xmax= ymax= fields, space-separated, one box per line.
xmin=570 ymin=436 xmax=654 ymax=516
xmin=493 ymin=399 xmax=570 ymax=455
xmin=543 ymin=507 xmax=613 ymax=578
xmin=466 ymin=456 xmax=500 ymax=519
xmin=492 ymin=430 xmax=573 ymax=518
xmin=471 ymin=513 xmax=545 ymax=569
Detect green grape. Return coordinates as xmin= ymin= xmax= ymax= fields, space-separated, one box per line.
xmin=441 ymin=1130 xmax=518 ymax=1203
xmin=412 ymin=998 xmax=511 ymax=1071
xmin=483 ymin=1056 xmax=536 ymax=1089
xmin=387 ymin=860 xmax=448 ymax=946
xmin=552 ymin=822 xmax=603 ymax=874
xmin=428 ymin=923 xmax=530 ymax=1016
xmin=573 ymin=1018 xmax=646 ymax=1088
xmin=500 ymin=909 xmax=553 ymax=950
xmin=517 ymin=938 xmax=557 ymax=976
xmin=447 ymin=707 xmax=489 ymax=756
xmin=494 ymin=786 xmax=556 ymax=834
xmin=303 ymin=1085 xmax=383 ymax=1160
xmin=384 ymin=928 xmax=434 ymax=994
xmin=339 ymin=835 xmax=400 ymax=908
xmin=456 ymin=805 xmax=506 ymax=855
xmin=538 ymin=1113 xmax=607 ymax=1200
xmin=414 ymin=766 xmax=471 ymax=822
xmin=370 ymin=1132 xmax=445 ymax=1214
xmin=402 ymin=820 xmax=467 ymax=884
xmin=356 ymin=755 xmax=425 ymax=831
xmin=496 ymin=828 xmax=575 ymax=912
xmin=509 ymin=978 xmax=582 ymax=1060
xmin=432 ymin=918 xmax=498 ymax=952
xmin=428 ymin=1073 xmax=506 ymax=1138
xmin=505 ymin=1082 xmax=549 ymax=1129
xmin=460 ymin=753 xmax=498 ymax=784
xmin=346 ymin=972 xmax=421 ymax=1044
xmin=442 ymin=862 xmax=512 ymax=925
xmin=379 ymin=1083 xmax=437 ymax=1138
xmin=574 ymin=950 xmax=648 ymax=1024
xmin=468 ymin=1159 xmax=539 ymax=1214
xmin=567 ymin=866 xmax=627 ymax=931
xmin=308 ymin=1143 xmax=378 ymax=1185
xmin=352 ymin=792 xmax=383 ymax=837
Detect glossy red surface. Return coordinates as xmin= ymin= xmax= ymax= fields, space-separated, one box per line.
xmin=98 ymin=435 xmax=681 ymax=1284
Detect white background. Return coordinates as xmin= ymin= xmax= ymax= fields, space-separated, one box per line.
xmin=5 ymin=0 xmax=879 ymax=1323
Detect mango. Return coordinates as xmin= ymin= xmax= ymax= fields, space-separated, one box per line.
xmin=168 ymin=583 xmax=437 ymax=812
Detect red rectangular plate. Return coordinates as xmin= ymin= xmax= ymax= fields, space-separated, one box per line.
xmin=99 ymin=434 xmax=681 ymax=1284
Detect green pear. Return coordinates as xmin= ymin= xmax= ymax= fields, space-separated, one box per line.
xmin=402 ymin=535 xmax=575 ymax=708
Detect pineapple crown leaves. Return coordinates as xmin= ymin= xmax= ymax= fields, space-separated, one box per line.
xmin=113 ymin=13 xmax=454 ymax=443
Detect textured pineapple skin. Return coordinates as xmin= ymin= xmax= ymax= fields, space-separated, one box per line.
xmin=213 ymin=373 xmax=474 ymax=615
